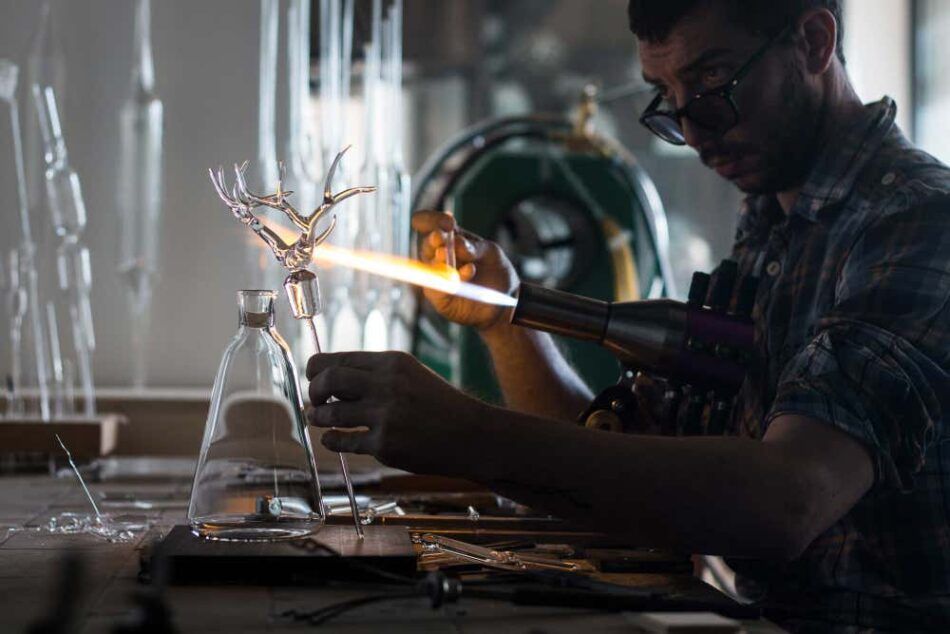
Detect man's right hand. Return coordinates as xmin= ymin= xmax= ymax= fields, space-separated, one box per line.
xmin=412 ymin=210 xmax=520 ymax=332
xmin=414 ymin=209 xmax=593 ymax=419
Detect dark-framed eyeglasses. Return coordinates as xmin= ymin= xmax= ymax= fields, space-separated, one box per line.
xmin=639 ymin=27 xmax=791 ymax=146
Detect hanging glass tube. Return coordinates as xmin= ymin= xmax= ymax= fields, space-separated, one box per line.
xmin=349 ymin=38 xmax=380 ymax=350
xmin=45 ymin=300 xmax=66 ymax=418
xmin=360 ymin=0 xmax=392 ymax=351
xmin=29 ymin=3 xmax=96 ymax=418
xmin=0 ymin=59 xmax=51 ymax=420
xmin=385 ymin=0 xmax=414 ymax=352
xmin=340 ymin=0 xmax=354 ymax=133
xmin=277 ymin=0 xmax=323 ymax=362
xmin=274 ymin=0 xmax=319 ymax=222
xmin=388 ymin=0 xmax=408 ymax=258
xmin=319 ymin=0 xmax=343 ymax=169
xmin=116 ymin=0 xmax=164 ymax=390
xmin=4 ymin=250 xmax=28 ymax=418
xmin=244 ymin=0 xmax=283 ymax=292
xmin=325 ymin=0 xmax=363 ymax=352
xmin=378 ymin=6 xmax=395 ymax=257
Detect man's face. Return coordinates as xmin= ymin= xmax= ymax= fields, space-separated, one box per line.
xmin=638 ymin=3 xmax=822 ymax=194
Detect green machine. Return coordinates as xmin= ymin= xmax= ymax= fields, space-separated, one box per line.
xmin=412 ymin=98 xmax=676 ymax=404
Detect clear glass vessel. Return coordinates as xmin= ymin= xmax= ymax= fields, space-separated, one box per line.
xmin=188 ymin=290 xmax=324 ymax=541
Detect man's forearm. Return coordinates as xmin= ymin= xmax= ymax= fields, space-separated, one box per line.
xmin=445 ymin=404 xmax=842 ymax=561
xmin=480 ymin=324 xmax=593 ymax=421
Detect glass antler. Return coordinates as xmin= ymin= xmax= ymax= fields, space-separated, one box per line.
xmin=209 ymin=145 xmax=374 ymax=540
xmin=209 ymin=145 xmax=374 ymax=271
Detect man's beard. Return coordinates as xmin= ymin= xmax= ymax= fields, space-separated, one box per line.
xmin=737 ymin=66 xmax=824 ymax=195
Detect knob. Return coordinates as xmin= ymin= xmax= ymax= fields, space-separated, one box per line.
xmin=585 ymin=409 xmax=624 ymax=433
xmin=687 ymin=272 xmax=711 ymax=307
xmin=707 ymin=260 xmax=738 ymax=313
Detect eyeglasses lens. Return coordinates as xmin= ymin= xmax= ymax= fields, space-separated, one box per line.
xmin=643 ymin=113 xmax=686 ymax=145
xmin=685 ymin=95 xmax=738 ymax=132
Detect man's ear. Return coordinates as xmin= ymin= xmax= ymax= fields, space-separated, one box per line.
xmin=797 ymin=8 xmax=838 ymax=75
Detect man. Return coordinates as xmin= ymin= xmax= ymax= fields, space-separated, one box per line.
xmin=307 ymin=1 xmax=950 ymax=629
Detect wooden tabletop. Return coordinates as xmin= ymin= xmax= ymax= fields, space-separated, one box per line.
xmin=0 ymin=474 xmax=786 ymax=633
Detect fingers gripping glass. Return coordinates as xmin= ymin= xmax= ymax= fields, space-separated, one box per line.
xmin=639 ymin=28 xmax=790 ymax=145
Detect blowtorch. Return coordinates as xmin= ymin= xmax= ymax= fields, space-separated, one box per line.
xmin=510 ymin=260 xmax=758 ymax=435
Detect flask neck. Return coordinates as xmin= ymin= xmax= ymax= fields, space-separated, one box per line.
xmin=238 ymin=290 xmax=276 ymax=328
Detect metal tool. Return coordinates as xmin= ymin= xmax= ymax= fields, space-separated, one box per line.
xmin=326 ymin=499 xmax=404 ymax=524
xmin=415 ymin=534 xmax=580 ymax=573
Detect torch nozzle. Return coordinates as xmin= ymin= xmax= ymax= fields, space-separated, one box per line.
xmin=510 ymin=281 xmax=753 ymax=392
xmin=512 ymin=284 xmax=609 ymax=342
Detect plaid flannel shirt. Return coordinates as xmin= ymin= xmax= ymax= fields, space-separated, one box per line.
xmin=725 ymin=98 xmax=950 ymax=631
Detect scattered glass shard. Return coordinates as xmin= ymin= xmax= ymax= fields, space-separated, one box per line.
xmin=45 ymin=512 xmax=147 ymax=543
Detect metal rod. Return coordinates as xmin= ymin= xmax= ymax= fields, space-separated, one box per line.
xmin=337 ymin=445 xmax=363 ymax=537
xmin=305 ymin=316 xmax=364 ymax=539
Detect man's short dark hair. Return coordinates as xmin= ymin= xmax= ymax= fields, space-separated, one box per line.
xmin=627 ymin=0 xmax=846 ymax=64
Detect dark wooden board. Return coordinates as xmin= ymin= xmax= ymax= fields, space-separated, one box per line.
xmin=154 ymin=524 xmax=417 ymax=585
xmin=0 ymin=415 xmax=125 ymax=457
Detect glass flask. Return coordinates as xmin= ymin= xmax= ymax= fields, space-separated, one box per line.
xmin=188 ymin=290 xmax=324 ymax=541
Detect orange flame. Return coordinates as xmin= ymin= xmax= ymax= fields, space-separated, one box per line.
xmin=312 ymin=244 xmax=517 ymax=307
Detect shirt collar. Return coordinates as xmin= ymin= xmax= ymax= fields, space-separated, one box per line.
xmin=791 ymin=97 xmax=898 ymax=221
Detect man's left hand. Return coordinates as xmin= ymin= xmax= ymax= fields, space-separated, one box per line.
xmin=306 ymin=351 xmax=489 ymax=475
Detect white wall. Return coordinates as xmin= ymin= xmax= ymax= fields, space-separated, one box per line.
xmin=915 ymin=0 xmax=950 ymax=163
xmin=844 ymin=0 xmax=913 ymax=132
xmin=1 ymin=0 xmax=281 ymax=388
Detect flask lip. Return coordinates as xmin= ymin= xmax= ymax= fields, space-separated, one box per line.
xmin=238 ymin=290 xmax=276 ymax=328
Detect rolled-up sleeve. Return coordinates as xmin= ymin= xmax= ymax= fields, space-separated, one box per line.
xmin=768 ymin=196 xmax=950 ymax=491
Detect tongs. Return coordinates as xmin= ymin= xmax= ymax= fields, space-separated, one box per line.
xmin=415 ymin=534 xmax=579 ymax=573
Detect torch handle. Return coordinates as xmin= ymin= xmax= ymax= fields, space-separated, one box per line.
xmin=302 ymin=315 xmax=364 ymax=540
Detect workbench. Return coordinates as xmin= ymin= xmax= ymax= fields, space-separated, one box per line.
xmin=0 ymin=473 xmax=786 ymax=633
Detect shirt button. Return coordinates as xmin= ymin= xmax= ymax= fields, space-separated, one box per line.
xmin=881 ymin=172 xmax=896 ymax=185
xmin=766 ymin=261 xmax=782 ymax=277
